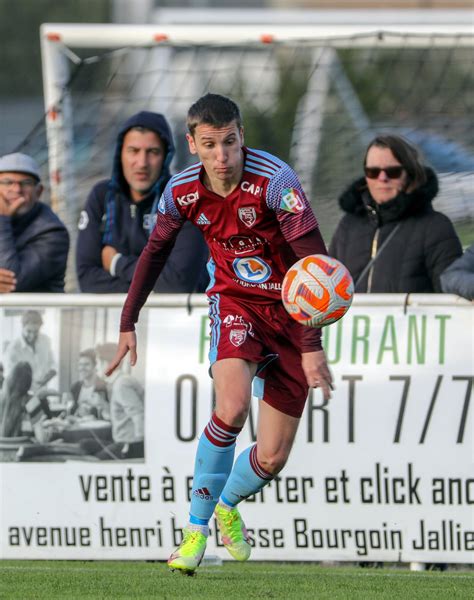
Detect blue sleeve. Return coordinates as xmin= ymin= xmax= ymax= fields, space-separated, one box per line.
xmin=75 ymin=185 xmax=130 ymax=293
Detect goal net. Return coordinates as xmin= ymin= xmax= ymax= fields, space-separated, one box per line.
xmin=16 ymin=24 xmax=474 ymax=290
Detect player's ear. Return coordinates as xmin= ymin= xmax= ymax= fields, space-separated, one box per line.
xmin=186 ymin=133 xmax=197 ymax=155
xmin=240 ymin=127 xmax=244 ymax=146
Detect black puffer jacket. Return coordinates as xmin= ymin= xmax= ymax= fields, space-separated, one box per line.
xmin=329 ymin=168 xmax=462 ymax=293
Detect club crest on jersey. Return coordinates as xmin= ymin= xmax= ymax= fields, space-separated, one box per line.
xmin=238 ymin=206 xmax=257 ymax=228
xmin=232 ymin=256 xmax=272 ymax=284
xmin=280 ymin=187 xmax=305 ymax=213
xmin=229 ymin=328 xmax=247 ymax=347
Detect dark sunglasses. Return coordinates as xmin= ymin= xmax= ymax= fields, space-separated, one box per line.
xmin=364 ymin=166 xmax=404 ymax=179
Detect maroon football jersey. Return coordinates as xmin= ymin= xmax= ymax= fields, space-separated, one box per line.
xmin=156 ymin=147 xmax=319 ymax=303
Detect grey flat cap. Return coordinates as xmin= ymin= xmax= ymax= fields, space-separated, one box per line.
xmin=0 ymin=152 xmax=41 ymax=181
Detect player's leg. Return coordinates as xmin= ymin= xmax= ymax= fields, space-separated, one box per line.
xmin=168 ymin=358 xmax=256 ymax=574
xmin=188 ymin=358 xmax=255 ymax=523
xmin=215 ymin=403 xmax=300 ymax=559
xmin=220 ymin=400 xmax=300 ymax=504
xmin=215 ymin=304 xmax=307 ymax=562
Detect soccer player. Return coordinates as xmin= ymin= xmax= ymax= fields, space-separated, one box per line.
xmin=106 ymin=93 xmax=332 ymax=575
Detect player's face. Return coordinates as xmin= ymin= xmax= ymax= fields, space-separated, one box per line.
xmin=187 ymin=122 xmax=244 ymax=187
xmin=121 ymin=130 xmax=165 ymax=202
xmin=365 ymin=146 xmax=408 ymax=205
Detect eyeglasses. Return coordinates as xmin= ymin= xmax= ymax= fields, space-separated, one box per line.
xmin=364 ymin=166 xmax=404 ymax=179
xmin=0 ymin=178 xmax=37 ymax=189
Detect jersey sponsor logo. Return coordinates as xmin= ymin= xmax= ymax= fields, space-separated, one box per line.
xmin=280 ymin=187 xmax=305 ymax=213
xmin=240 ymin=180 xmax=263 ymax=196
xmin=221 ymin=235 xmax=265 ymax=255
xmin=176 ymin=190 xmax=199 ymax=206
xmin=158 ymin=195 xmax=166 ymax=214
xmin=238 ymin=206 xmax=257 ymax=228
xmin=232 ymin=256 xmax=272 ymax=284
xmin=196 ymin=212 xmax=211 ymax=225
xmin=78 ymin=210 xmax=89 ymax=230
xmin=229 ymin=328 xmax=247 ymax=347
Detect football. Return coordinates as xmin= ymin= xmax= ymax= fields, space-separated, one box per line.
xmin=281 ymin=254 xmax=354 ymax=327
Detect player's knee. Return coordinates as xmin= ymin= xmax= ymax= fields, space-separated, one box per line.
xmin=215 ymin=402 xmax=249 ymax=428
xmin=258 ymin=450 xmax=289 ymax=475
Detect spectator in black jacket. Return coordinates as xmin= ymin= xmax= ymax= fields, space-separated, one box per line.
xmin=76 ymin=111 xmax=208 ymax=293
xmin=0 ymin=153 xmax=69 ymax=293
xmin=329 ymin=134 xmax=462 ymax=293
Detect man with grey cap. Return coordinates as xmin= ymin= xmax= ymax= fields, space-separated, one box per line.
xmin=0 ymin=152 xmax=69 ymax=292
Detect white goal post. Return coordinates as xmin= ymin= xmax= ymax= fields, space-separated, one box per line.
xmin=38 ymin=19 xmax=474 ymax=290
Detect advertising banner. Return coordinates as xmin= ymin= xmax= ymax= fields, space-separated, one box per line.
xmin=0 ymin=295 xmax=472 ymax=562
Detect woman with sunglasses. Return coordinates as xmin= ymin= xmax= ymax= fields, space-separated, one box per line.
xmin=329 ymin=134 xmax=462 ymax=293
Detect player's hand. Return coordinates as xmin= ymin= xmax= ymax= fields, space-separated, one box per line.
xmin=101 ymin=245 xmax=118 ymax=271
xmin=105 ymin=331 xmax=137 ymax=376
xmin=0 ymin=268 xmax=17 ymax=293
xmin=302 ymin=349 xmax=333 ymax=401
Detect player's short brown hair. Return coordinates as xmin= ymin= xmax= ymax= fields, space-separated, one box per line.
xmin=187 ymin=93 xmax=242 ymax=136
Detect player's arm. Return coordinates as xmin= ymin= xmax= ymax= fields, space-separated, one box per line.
xmin=288 ymin=230 xmax=333 ymax=400
xmin=266 ymin=164 xmax=332 ymax=399
xmin=106 ymin=210 xmax=183 ymax=375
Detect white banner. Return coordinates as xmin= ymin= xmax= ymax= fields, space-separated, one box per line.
xmin=0 ymin=294 xmax=472 ymax=562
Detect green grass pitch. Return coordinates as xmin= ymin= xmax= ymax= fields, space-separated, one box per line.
xmin=1 ymin=561 xmax=473 ymax=599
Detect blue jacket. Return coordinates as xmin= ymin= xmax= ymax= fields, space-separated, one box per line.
xmin=0 ymin=202 xmax=69 ymax=292
xmin=75 ymin=111 xmax=208 ymax=293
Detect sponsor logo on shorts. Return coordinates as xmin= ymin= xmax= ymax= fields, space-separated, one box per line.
xmin=223 ymin=316 xmax=255 ymax=341
xmin=280 ymin=187 xmax=305 ymax=213
xmin=232 ymin=256 xmax=272 ymax=284
xmin=229 ymin=328 xmax=247 ymax=347
xmin=238 ymin=206 xmax=257 ymax=228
